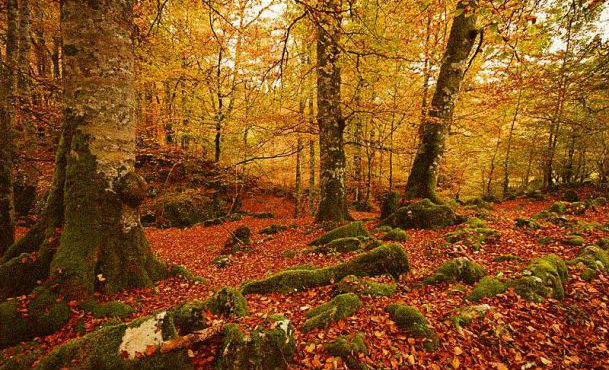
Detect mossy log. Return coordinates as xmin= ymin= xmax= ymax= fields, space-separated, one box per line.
xmin=241 ymin=244 xmax=409 ymax=294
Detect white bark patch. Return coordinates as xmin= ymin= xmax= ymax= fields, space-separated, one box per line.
xmin=119 ymin=311 xmax=166 ymax=359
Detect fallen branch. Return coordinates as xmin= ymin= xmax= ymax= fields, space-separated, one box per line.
xmin=159 ymin=322 xmax=225 ymax=353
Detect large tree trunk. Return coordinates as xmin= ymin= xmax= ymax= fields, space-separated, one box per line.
xmin=404 ymin=1 xmax=479 ymax=202
xmin=315 ymin=0 xmax=350 ymax=222
xmin=0 ymin=0 xmax=19 ymax=255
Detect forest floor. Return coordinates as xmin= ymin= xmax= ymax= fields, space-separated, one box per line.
xmin=7 ymin=191 xmax=609 ymax=370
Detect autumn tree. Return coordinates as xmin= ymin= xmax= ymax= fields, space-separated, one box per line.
xmin=0 ymin=0 xmax=170 ymax=346
xmin=314 ymin=0 xmax=350 ymax=222
xmin=405 ymin=1 xmax=480 ymax=202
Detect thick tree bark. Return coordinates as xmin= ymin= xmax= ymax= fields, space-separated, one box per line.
xmin=315 ymin=0 xmax=350 ymax=222
xmin=0 ymin=0 xmax=19 ymax=255
xmin=405 ymin=1 xmax=479 ymax=202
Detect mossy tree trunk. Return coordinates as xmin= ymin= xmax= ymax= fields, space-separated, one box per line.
xmin=404 ymin=1 xmax=479 ymax=202
xmin=315 ymin=0 xmax=350 ymax=222
xmin=1 ymin=0 xmax=167 ymax=301
xmin=0 ymin=0 xmax=19 ymax=256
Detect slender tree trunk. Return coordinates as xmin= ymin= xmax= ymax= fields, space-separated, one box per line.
xmin=523 ymin=148 xmax=533 ymax=188
xmin=294 ymin=137 xmax=303 ymax=218
xmin=502 ymin=88 xmax=522 ymax=198
xmin=486 ymin=129 xmax=501 ymax=197
xmin=405 ymin=1 xmax=479 ymax=202
xmin=308 ymin=83 xmax=316 ymax=216
xmin=18 ymin=0 xmax=38 ymax=189
xmin=353 ymin=77 xmax=363 ymax=203
xmin=0 ymin=0 xmax=19 ymax=255
xmin=315 ymin=0 xmax=349 ymax=222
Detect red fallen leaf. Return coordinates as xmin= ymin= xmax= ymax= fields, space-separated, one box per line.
xmin=145 ymin=345 xmax=157 ymax=356
xmin=68 ymin=300 xmax=78 ymax=307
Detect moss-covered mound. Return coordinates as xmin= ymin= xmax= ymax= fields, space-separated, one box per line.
xmin=380 ymin=191 xmax=401 ymax=220
xmin=335 ymin=275 xmax=397 ymax=297
xmin=515 ymin=217 xmax=541 ymax=229
xmin=211 ymin=255 xmax=230 ymax=268
xmin=443 ymin=221 xmax=498 ymax=251
xmin=223 ymin=226 xmax=251 ymax=254
xmin=513 ymin=254 xmax=568 ymax=302
xmin=381 ymin=199 xmax=461 ymax=230
xmin=451 ymin=304 xmax=491 ymax=334
xmin=466 ymin=277 xmax=508 ymax=302
xmin=424 ymin=257 xmax=486 ymax=285
xmin=303 ymin=293 xmax=362 ymax=332
xmin=324 ymin=332 xmax=369 ymax=370
xmin=306 ymin=237 xmax=364 ymax=254
xmin=563 ymin=234 xmax=585 ymax=246
xmin=309 ymin=222 xmax=370 ymax=246
xmin=79 ymin=300 xmax=134 ymax=319
xmin=462 ymin=197 xmax=493 ymax=210
xmin=150 ymin=190 xmax=220 ymax=228
xmin=0 ymin=343 xmax=43 ymax=370
xmin=241 ymin=244 xmax=409 ymax=294
xmin=216 ymin=318 xmax=296 ymax=370
xmin=206 ymin=287 xmax=248 ymax=318
xmin=259 ymin=224 xmax=289 ymax=235
xmin=0 ymin=286 xmax=70 ymax=347
xmin=385 ymin=304 xmax=438 ymax=351
xmin=492 ymin=254 xmax=522 ymax=262
xmin=569 ymin=245 xmax=609 ymax=280
xmin=34 ymin=300 xmax=213 ymax=370
xmin=382 ymin=228 xmax=408 ymax=242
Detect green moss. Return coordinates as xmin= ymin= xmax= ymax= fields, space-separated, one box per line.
xmin=223 ymin=226 xmax=251 ymax=254
xmin=335 ymin=275 xmax=397 ymax=297
xmin=569 ymin=245 xmax=609 ymax=274
xmin=79 ymin=300 xmax=134 ymax=319
xmin=451 ymin=304 xmax=491 ymax=333
xmin=462 ymin=197 xmax=492 ymax=210
xmin=216 ymin=321 xmax=296 ymax=370
xmin=564 ymin=235 xmax=585 ymax=246
xmin=466 ymin=277 xmax=508 ymax=302
xmin=548 ymin=201 xmax=568 ymax=214
xmin=169 ymin=264 xmax=207 ymax=283
xmin=424 ymin=257 xmax=486 ymax=285
xmin=380 ymin=191 xmax=401 ymax=220
xmin=0 ymin=343 xmax=43 ymax=370
xmin=513 ymin=254 xmax=568 ymax=302
xmin=324 ymin=332 xmax=368 ymax=370
xmin=492 ymin=254 xmax=522 ymax=262
xmin=306 ymin=237 xmax=363 ymax=254
xmin=259 ymin=224 xmax=289 ymax=235
xmin=309 ymin=222 xmax=370 ymax=246
xmin=302 ymin=293 xmax=361 ymax=332
xmin=211 ymin=255 xmax=230 ymax=268
xmin=206 ymin=287 xmax=248 ymax=318
xmin=152 ymin=190 xmax=217 ymax=228
xmin=381 ymin=199 xmax=461 ymax=230
xmin=382 ymin=228 xmax=408 ymax=242
xmin=385 ymin=304 xmax=438 ymax=351
xmin=241 ymin=244 xmax=409 ymax=294
xmin=443 ymin=226 xmax=498 ymax=251
xmin=515 ymin=218 xmax=541 ymax=229
xmin=374 ymin=225 xmax=394 ymax=233
xmin=581 ymin=268 xmax=597 ymax=281
xmin=537 ymin=236 xmax=555 ymax=245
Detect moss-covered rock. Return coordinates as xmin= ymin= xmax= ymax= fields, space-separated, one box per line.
xmin=306 ymin=237 xmax=364 ymax=254
xmin=515 ymin=217 xmax=541 ymax=229
xmin=563 ymin=234 xmax=585 ymax=246
xmin=335 ymin=275 xmax=397 ymax=297
xmin=259 ymin=225 xmax=289 ymax=235
xmin=381 ymin=199 xmax=461 ymax=230
xmin=241 ymin=244 xmax=409 ymax=294
xmin=206 ymin=287 xmax=248 ymax=318
xmin=492 ymin=254 xmax=522 ymax=262
xmin=302 ymin=293 xmax=361 ymax=332
xmin=151 ymin=190 xmax=219 ymax=228
xmin=451 ymin=304 xmax=491 ymax=334
xmin=466 ymin=277 xmax=508 ymax=302
xmin=33 ymin=300 xmax=213 ymax=370
xmin=549 ymin=201 xmax=568 ymax=214
xmin=424 ymin=257 xmax=486 ymax=285
xmin=79 ymin=300 xmax=134 ymax=319
xmin=385 ymin=304 xmax=438 ymax=351
xmin=216 ymin=319 xmax=296 ymax=370
xmin=380 ymin=191 xmax=401 ymax=220
xmin=382 ymin=228 xmax=408 ymax=242
xmin=0 ymin=286 xmax=70 ymax=347
xmin=309 ymin=222 xmax=370 ymax=246
xmin=443 ymin=224 xmax=498 ymax=251
xmin=513 ymin=254 xmax=568 ymax=302
xmin=324 ymin=332 xmax=369 ymax=370
xmin=462 ymin=197 xmax=492 ymax=210
xmin=569 ymin=245 xmax=609 ymax=276
xmin=223 ymin=226 xmax=251 ymax=254
xmin=211 ymin=255 xmax=230 ymax=268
